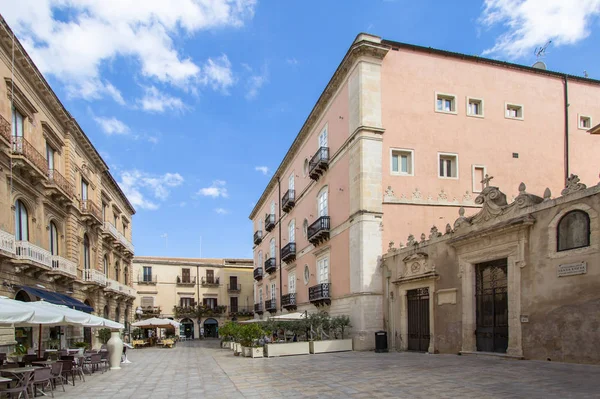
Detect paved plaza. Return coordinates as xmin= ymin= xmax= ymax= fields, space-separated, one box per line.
xmin=57 ymin=340 xmax=600 ymax=398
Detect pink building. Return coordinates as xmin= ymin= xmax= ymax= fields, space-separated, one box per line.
xmin=249 ymin=34 xmax=600 ymax=350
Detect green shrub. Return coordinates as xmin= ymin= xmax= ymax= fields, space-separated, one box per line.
xmin=98 ymin=328 xmax=112 ymax=344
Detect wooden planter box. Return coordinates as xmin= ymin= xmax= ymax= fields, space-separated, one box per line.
xmin=309 ymin=339 xmax=353 ymax=354
xmin=250 ymin=347 xmax=264 ymax=358
xmin=264 ymin=342 xmax=310 ymax=358
xmin=241 ymin=346 xmax=252 ymax=357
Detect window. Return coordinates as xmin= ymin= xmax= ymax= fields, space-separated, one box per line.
xmin=579 ymin=115 xmax=592 ymax=130
xmin=258 ymin=288 xmax=263 ymax=304
xmin=289 ymin=272 xmax=296 ymax=294
xmin=180 ymin=297 xmax=194 ymax=307
xmin=81 ymin=180 xmax=88 ymax=201
xmin=230 ymin=297 xmax=238 ymax=313
xmin=103 ymin=256 xmax=109 ymax=275
xmin=318 ymin=125 xmax=328 ymax=148
xmin=46 ymin=144 xmax=55 ymax=170
xmin=303 ymin=264 xmax=310 ymax=285
xmin=11 ymin=107 xmax=24 ymax=138
xmin=14 ymin=200 xmax=28 ymax=241
xmin=143 ymin=266 xmax=153 ymax=282
xmin=206 ymin=270 xmax=215 ymax=284
xmin=303 ymin=219 xmax=308 ymax=237
xmin=289 ymin=173 xmax=294 ymax=191
xmin=182 ymin=268 xmax=190 ymax=283
xmin=102 ymin=203 xmax=107 ymax=222
xmin=49 ymin=222 xmax=59 ymax=255
xmin=557 ymin=211 xmax=590 ymax=251
xmin=317 ymin=257 xmax=329 ymax=283
xmin=269 ymin=238 xmax=276 ymax=260
xmin=141 ymin=297 xmax=153 ymax=308
xmin=270 ymin=200 xmax=275 ymax=216
xmin=229 ymin=275 xmax=238 ymax=290
xmin=505 ymin=103 xmax=524 ymax=120
xmin=124 ymin=267 xmax=128 ymax=285
xmin=435 ymin=92 xmax=456 ymax=114
xmin=258 ymin=251 xmax=263 ymax=268
xmin=317 ymin=187 xmax=328 ymax=217
xmin=438 ymin=153 xmax=458 ymax=179
xmin=270 ymin=282 xmax=276 ymax=301
xmin=83 ymin=234 xmax=90 ymax=270
xmin=303 ymin=158 xmax=309 ymax=177
xmin=472 ymin=165 xmax=486 ymax=193
xmin=203 ymin=298 xmax=218 ymax=309
xmin=113 ymin=214 xmax=118 ymax=227
xmin=467 ymin=97 xmax=484 ymax=117
xmin=115 ymin=306 xmax=120 ymax=323
xmin=390 ymin=148 xmax=414 ymax=175
xmin=289 ymin=219 xmax=295 ymax=243
xmin=114 ymin=262 xmax=120 ymax=282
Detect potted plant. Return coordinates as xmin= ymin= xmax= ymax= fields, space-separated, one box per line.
xmin=239 ymin=323 xmax=265 ymax=358
xmin=264 ymin=320 xmax=310 ymax=358
xmin=74 ymin=341 xmax=89 ymax=354
xmin=219 ymin=322 xmax=233 ymax=349
xmin=309 ymin=313 xmax=353 ymax=354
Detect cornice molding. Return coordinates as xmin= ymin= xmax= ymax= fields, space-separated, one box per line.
xmin=41 ymin=121 xmax=64 ymax=152
xmin=5 ymin=77 xmax=38 ymax=120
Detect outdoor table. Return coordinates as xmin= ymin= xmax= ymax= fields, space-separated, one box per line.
xmin=32 ymin=360 xmax=56 ymax=366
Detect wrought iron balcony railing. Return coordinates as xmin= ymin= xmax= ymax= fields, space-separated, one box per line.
xmin=47 ymin=169 xmax=75 ymax=198
xmin=253 ymin=230 xmax=263 ymax=245
xmin=309 ymin=146 xmax=329 ymax=180
xmin=264 ymin=257 xmax=277 ymax=274
xmin=229 ymin=306 xmax=253 ymax=317
xmin=280 ymin=242 xmax=296 ymax=263
xmin=0 ymin=115 xmax=10 ymax=145
xmin=201 ymin=276 xmax=220 ymax=286
xmin=227 ymin=283 xmax=241 ymax=292
xmin=309 ymin=283 xmax=331 ymax=306
xmin=176 ymin=275 xmax=196 ymax=285
xmin=138 ymin=275 xmax=158 ymax=284
xmin=254 ymin=268 xmax=263 ymax=281
xmin=282 ymin=189 xmax=296 ymax=213
xmin=80 ymin=200 xmax=103 ymax=223
xmin=281 ymin=293 xmax=297 ymax=310
xmin=254 ymin=303 xmax=264 ymax=314
xmin=265 ymin=214 xmax=275 ymax=232
xmin=265 ymin=299 xmax=277 ymax=312
xmin=12 ymin=136 xmax=49 ymax=177
xmin=307 ymin=216 xmax=330 ymax=245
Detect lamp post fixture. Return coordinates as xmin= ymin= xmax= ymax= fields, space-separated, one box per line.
xmin=135 ymin=306 xmax=143 ymax=320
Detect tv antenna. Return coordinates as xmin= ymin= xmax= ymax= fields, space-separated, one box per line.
xmin=584 ymin=70 xmax=589 ymax=78
xmin=534 ymin=40 xmax=552 ymax=59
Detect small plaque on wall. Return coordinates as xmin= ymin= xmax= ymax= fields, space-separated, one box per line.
xmin=557 ymin=262 xmax=587 ymax=277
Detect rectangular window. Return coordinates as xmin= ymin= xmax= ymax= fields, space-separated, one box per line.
xmin=289 ymin=273 xmax=296 ymax=294
xmin=435 ymin=92 xmax=456 ymax=114
xmin=46 ymin=144 xmax=55 ymax=170
xmin=317 ymin=257 xmax=329 ymax=283
xmin=258 ymin=288 xmax=263 ymax=304
xmin=141 ymin=297 xmax=154 ymax=308
xmin=230 ymin=297 xmax=238 ymax=313
xmin=467 ymin=97 xmax=484 ymax=117
xmin=472 ymin=165 xmax=486 ymax=193
xmin=180 ymin=297 xmax=194 ymax=307
xmin=206 ymin=270 xmax=214 ymax=284
xmin=438 ymin=153 xmax=458 ymax=178
xmin=505 ymin=103 xmax=524 ymax=120
xmin=579 ymin=115 xmax=592 ymax=129
xmin=142 ymin=266 xmax=152 ymax=281
xmin=390 ymin=148 xmax=414 ymax=175
xmin=182 ymin=268 xmax=190 ymax=283
xmin=289 ymin=173 xmax=294 ymax=190
xmin=203 ymin=298 xmax=217 ymax=309
xmin=229 ymin=275 xmax=238 ymax=290
xmin=102 ymin=203 xmax=107 ymax=222
xmin=318 ymin=125 xmax=328 ymax=147
xmin=270 ymin=282 xmax=276 ymax=301
xmin=81 ymin=180 xmax=88 ymax=201
xmin=11 ymin=107 xmax=24 ymax=137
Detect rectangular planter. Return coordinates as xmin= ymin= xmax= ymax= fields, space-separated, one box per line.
xmin=265 ymin=342 xmax=310 ymax=358
xmin=250 ymin=347 xmax=264 ymax=358
xmin=221 ymin=341 xmax=231 ymax=349
xmin=233 ymin=342 xmax=242 ymax=355
xmin=242 ymin=346 xmax=252 ymax=357
xmin=309 ymin=339 xmax=353 ymax=354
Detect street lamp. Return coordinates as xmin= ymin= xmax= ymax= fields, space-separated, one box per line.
xmin=135 ymin=306 xmax=143 ymax=320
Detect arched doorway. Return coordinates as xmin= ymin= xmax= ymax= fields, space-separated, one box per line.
xmin=180 ymin=318 xmax=194 ymax=339
xmin=14 ymin=290 xmax=33 ymax=348
xmin=204 ymin=318 xmax=218 ymax=338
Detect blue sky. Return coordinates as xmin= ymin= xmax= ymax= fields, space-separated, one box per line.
xmin=3 ymin=0 xmax=600 ymax=258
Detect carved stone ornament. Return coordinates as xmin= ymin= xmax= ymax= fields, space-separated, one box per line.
xmin=388 ymin=241 xmax=395 ymax=252
xmin=454 ymin=206 xmax=471 ymax=230
xmin=438 ymin=189 xmax=448 ymax=201
xmin=412 ymin=188 xmax=422 ymax=200
xmin=411 ymin=262 xmax=420 ymax=273
xmin=429 ymin=225 xmax=441 ymax=239
xmin=384 ymin=186 xmax=396 ymax=199
xmin=513 ymin=182 xmax=543 ymax=209
xmin=463 ymin=191 xmax=473 ymax=203
xmin=401 ymin=252 xmax=431 ymax=278
xmin=445 ymin=223 xmax=453 ymax=234
xmin=543 ymin=188 xmax=552 ymax=201
xmin=470 ymin=184 xmax=508 ymax=223
xmin=561 ymin=174 xmax=587 ymax=196
xmin=420 ymin=233 xmax=426 ymax=242
xmin=406 ymin=234 xmax=415 ymax=246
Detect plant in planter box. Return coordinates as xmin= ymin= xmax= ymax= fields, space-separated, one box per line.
xmin=308 ymin=310 xmax=331 ymax=340
xmin=98 ymin=328 xmax=112 ymax=345
xmin=74 ymin=341 xmax=89 ymax=350
xmin=331 ymin=315 xmax=352 ymax=339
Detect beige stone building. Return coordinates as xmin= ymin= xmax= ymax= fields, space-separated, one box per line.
xmin=381 ymin=175 xmax=599 ymax=364
xmin=0 ymin=16 xmax=136 ymax=352
xmin=132 ymin=257 xmax=254 ymax=339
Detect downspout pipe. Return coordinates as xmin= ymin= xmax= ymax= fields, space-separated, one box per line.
xmin=564 ymin=75 xmax=570 ymax=182
xmin=278 ymin=177 xmax=283 ymax=312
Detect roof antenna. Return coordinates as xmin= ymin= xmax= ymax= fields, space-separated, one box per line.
xmin=584 ymin=70 xmax=589 ymax=78
xmin=534 ymin=40 xmax=552 ymax=59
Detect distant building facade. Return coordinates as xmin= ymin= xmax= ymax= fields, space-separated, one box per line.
xmin=132 ymin=257 xmax=254 ymax=339
xmin=0 ymin=16 xmax=136 ymax=352
xmin=249 ymin=33 xmax=600 ymax=350
xmin=381 ymin=175 xmax=599 ymax=364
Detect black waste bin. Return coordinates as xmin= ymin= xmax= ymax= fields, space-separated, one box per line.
xmin=375 ymin=330 xmax=388 ymax=353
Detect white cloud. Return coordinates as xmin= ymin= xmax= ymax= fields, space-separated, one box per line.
xmin=202 ymin=55 xmax=235 ymax=93
xmin=286 ymin=58 xmax=298 ymax=65
xmin=197 ymin=180 xmax=228 ymax=198
xmin=244 ymin=64 xmax=269 ymax=100
xmin=480 ymin=0 xmax=600 ymax=60
xmin=214 ymin=208 xmax=229 ymax=215
xmin=118 ymin=170 xmax=184 ymax=210
xmin=2 ymin=0 xmax=256 ymax=101
xmin=254 ymin=166 xmax=269 ymax=175
xmin=138 ymin=86 xmax=187 ymax=113
xmin=93 ymin=116 xmax=130 ymax=135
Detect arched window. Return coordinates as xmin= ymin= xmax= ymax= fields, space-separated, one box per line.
xmin=269 ymin=238 xmax=276 ymax=260
xmin=49 ymin=222 xmax=59 ymax=255
xmin=317 ymin=187 xmax=328 ymax=217
xmin=124 ymin=266 xmax=129 ymax=285
xmin=557 ymin=210 xmax=590 ymax=251
xmin=83 ymin=234 xmax=90 ymax=270
xmin=103 ymin=305 xmax=109 ymax=319
xmin=115 ymin=261 xmax=120 ymax=282
xmin=289 ymin=219 xmax=295 ymax=243
xmin=14 ymin=200 xmax=28 ymax=241
xmin=103 ymin=256 xmax=109 ymax=275
xmin=115 ymin=306 xmax=120 ymax=323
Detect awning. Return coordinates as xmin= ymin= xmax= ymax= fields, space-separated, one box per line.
xmin=17 ymin=286 xmax=94 ymax=313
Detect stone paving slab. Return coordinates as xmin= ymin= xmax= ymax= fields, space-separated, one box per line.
xmin=54 ymin=340 xmax=600 ymax=398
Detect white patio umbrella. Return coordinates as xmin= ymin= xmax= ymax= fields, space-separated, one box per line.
xmin=238 ymin=318 xmax=266 ymax=324
xmin=0 ymin=297 xmax=66 ymax=326
xmin=26 ymin=301 xmax=93 ymax=325
xmin=269 ymin=312 xmax=307 ymax=321
xmin=131 ymin=317 xmax=180 ymax=329
xmin=0 ymin=296 xmax=35 ymax=324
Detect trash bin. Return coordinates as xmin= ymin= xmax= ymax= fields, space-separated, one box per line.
xmin=375 ymin=330 xmax=388 ymax=353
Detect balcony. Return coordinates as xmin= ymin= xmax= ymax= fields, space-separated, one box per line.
xmin=309 ymin=283 xmax=331 ymax=306
xmin=50 ymin=256 xmax=77 ymax=278
xmin=138 ymin=275 xmax=158 ymax=285
xmin=265 ymin=214 xmax=275 ymax=232
xmin=0 ymin=229 xmax=16 ymax=258
xmin=105 ymin=278 xmax=136 ymax=298
xmin=253 ymin=230 xmax=263 ymax=246
xmin=176 ymin=276 xmax=196 ymax=286
xmin=15 ymin=241 xmax=52 ymax=269
xmin=309 ymin=147 xmax=329 ymax=181
xmin=229 ymin=306 xmax=253 ymax=317
xmin=201 ymin=276 xmax=220 ymax=287
xmin=253 ymin=268 xmax=263 ymax=281
xmin=307 ymin=216 xmax=330 ymax=246
xmin=281 ymin=293 xmax=297 ymax=310
xmin=80 ymin=200 xmax=103 ymax=225
xmin=265 ymin=299 xmax=277 ymax=313
xmin=102 ymin=222 xmax=119 ymax=243
xmin=227 ymin=283 xmax=241 ymax=293
xmin=280 ymin=242 xmax=296 ymax=264
xmin=46 ymin=169 xmax=75 ymax=203
xmin=0 ymin=114 xmax=10 ymax=147
xmin=264 ymin=257 xmax=277 ymax=274
xmin=82 ymin=269 xmax=107 ymax=286
xmin=282 ymin=189 xmax=296 ymax=213
xmin=10 ymin=136 xmax=48 ymax=181
xmin=254 ymin=303 xmax=264 ymax=315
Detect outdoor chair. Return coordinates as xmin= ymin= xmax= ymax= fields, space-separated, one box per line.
xmin=22 ymin=354 xmax=38 ymax=365
xmin=72 ymin=357 xmax=86 ymax=381
xmin=0 ymin=369 xmax=33 ymax=399
xmin=50 ymin=361 xmax=64 ymax=393
xmin=0 ymin=353 xmax=6 ymax=365
xmin=59 ymin=355 xmax=74 ymax=362
xmin=57 ymin=350 xmax=67 ymax=358
xmin=31 ymin=366 xmax=53 ymax=398
xmin=58 ymin=360 xmax=76 ymax=386
xmin=84 ymin=354 xmax=103 ymax=374
xmin=99 ymin=351 xmax=109 ymax=371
